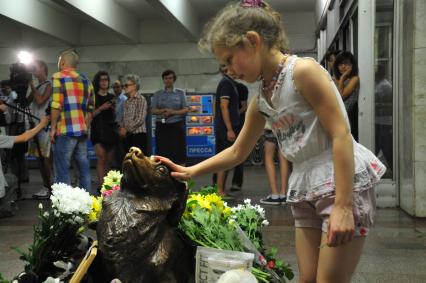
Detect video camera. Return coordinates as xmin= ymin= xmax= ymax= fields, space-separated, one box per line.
xmin=9 ymin=63 xmax=33 ymax=107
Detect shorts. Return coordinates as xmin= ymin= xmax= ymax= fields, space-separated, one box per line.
xmin=263 ymin=129 xmax=277 ymax=145
xmin=291 ymin=189 xmax=376 ymax=237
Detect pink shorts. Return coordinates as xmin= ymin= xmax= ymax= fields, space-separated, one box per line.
xmin=290 ymin=189 xmax=376 ymax=236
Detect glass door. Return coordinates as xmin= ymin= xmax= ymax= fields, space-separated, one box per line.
xmin=375 ymin=0 xmax=394 ymax=180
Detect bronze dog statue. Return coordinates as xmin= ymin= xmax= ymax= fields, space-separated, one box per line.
xmin=96 ymin=147 xmax=192 ymax=283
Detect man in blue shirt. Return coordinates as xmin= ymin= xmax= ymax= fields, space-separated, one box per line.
xmin=151 ymin=70 xmax=189 ymax=164
xmin=112 ymin=80 xmax=127 ymax=168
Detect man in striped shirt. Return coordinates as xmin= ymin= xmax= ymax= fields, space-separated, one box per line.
xmin=50 ymin=50 xmax=95 ymax=193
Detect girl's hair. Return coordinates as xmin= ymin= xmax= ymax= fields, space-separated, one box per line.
xmin=199 ymin=1 xmax=288 ymax=53
xmin=333 ymin=51 xmax=359 ymax=80
xmin=124 ymin=74 xmax=141 ymax=90
xmin=92 ymin=70 xmax=110 ymax=94
xmin=34 ymin=60 xmax=48 ymax=76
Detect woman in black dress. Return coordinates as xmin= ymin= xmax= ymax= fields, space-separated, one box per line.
xmin=91 ymin=71 xmax=118 ymax=190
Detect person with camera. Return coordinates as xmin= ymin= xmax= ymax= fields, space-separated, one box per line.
xmin=0 ymin=79 xmax=30 ymax=185
xmin=90 ymin=71 xmax=118 ymax=191
xmin=27 ymin=60 xmax=53 ymax=199
xmin=50 ymin=50 xmax=95 ymax=194
xmin=0 ymin=116 xmax=49 ymax=207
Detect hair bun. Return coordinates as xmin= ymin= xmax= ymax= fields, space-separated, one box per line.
xmin=240 ymin=0 xmax=263 ymax=8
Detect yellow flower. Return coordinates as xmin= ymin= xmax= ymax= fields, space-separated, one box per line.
xmin=198 ymin=199 xmax=212 ymax=211
xmin=222 ymin=206 xmax=232 ymax=218
xmin=205 ymin=194 xmax=224 ymax=209
xmin=87 ymin=196 xmax=102 ymax=222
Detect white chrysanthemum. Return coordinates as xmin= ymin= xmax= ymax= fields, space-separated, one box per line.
xmin=38 ymin=203 xmax=43 ymax=210
xmin=261 ymin=219 xmax=269 ymax=226
xmin=243 ymin=199 xmax=251 ymax=205
xmin=50 ymin=183 xmax=92 ymax=216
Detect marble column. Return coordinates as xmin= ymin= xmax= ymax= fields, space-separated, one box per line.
xmin=400 ymin=0 xmax=426 ymax=217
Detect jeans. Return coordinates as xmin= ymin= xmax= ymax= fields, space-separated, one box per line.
xmin=53 ymin=135 xmax=91 ymax=194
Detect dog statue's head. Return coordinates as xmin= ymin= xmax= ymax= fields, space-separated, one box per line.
xmin=121 ymin=147 xmax=185 ymax=197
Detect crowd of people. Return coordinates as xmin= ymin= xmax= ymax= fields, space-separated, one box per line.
xmin=0 ymin=50 xmax=190 ymax=198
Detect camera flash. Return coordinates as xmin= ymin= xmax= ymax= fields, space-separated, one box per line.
xmin=18 ymin=51 xmax=33 ymax=65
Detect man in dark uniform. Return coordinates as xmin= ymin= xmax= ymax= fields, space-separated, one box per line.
xmin=213 ymin=66 xmax=241 ymax=196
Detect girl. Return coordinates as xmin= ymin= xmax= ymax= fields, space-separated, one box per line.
xmin=28 ymin=60 xmax=53 ymax=199
xmin=91 ymin=71 xmax=118 ymax=190
xmin=157 ymin=1 xmax=385 ymax=282
xmin=333 ymin=51 xmax=360 ymax=141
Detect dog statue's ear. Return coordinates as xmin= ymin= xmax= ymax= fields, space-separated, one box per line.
xmin=167 ymin=181 xmax=188 ymax=226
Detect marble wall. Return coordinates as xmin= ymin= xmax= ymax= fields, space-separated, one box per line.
xmin=413 ymin=0 xmax=426 ymax=216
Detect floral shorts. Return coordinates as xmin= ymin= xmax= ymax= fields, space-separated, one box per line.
xmin=290 ymin=189 xmax=376 ymax=237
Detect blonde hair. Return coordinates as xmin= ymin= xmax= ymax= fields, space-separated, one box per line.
xmin=199 ymin=1 xmax=288 ymax=53
xmin=60 ymin=49 xmax=79 ymax=68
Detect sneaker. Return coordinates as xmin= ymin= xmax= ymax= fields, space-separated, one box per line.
xmin=280 ymin=196 xmax=287 ymax=204
xmin=260 ymin=195 xmax=281 ymax=205
xmin=32 ymin=187 xmax=50 ymax=199
xmin=230 ymin=185 xmax=242 ymax=192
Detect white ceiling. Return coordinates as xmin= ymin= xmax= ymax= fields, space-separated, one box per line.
xmin=0 ymin=0 xmax=315 ymax=48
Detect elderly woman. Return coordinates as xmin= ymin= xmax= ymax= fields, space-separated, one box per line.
xmin=119 ymin=74 xmax=148 ymax=154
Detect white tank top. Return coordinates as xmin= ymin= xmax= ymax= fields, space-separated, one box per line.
xmin=257 ymin=55 xmax=386 ymax=202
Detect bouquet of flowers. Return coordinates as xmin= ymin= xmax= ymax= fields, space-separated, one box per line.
xmin=180 ymin=187 xmax=294 ymax=282
xmin=15 ymin=183 xmax=94 ymax=281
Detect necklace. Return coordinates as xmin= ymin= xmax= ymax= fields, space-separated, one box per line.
xmin=261 ymin=55 xmax=288 ymax=94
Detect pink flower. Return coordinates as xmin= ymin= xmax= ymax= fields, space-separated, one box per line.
xmin=102 ymin=190 xmax=113 ymax=197
xmin=112 ymin=185 xmax=120 ymax=191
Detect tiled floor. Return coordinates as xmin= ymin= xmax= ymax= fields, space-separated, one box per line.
xmin=1 ymin=166 xmax=426 ymax=282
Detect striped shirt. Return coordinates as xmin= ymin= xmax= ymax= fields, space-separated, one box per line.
xmin=121 ymin=93 xmax=147 ymax=134
xmin=51 ymin=68 xmax=95 ymax=137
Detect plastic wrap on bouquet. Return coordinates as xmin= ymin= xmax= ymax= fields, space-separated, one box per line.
xmin=96 ymin=147 xmax=193 ymax=283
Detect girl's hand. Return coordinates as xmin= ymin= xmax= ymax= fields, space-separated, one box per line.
xmin=155 ymin=156 xmax=192 ymax=181
xmin=40 ymin=116 xmax=50 ymax=127
xmin=327 ymin=205 xmax=355 ymax=247
xmin=342 ymin=67 xmax=352 ymax=80
xmin=49 ymin=130 xmax=56 ymax=144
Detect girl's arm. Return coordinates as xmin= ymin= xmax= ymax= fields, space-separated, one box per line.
xmin=159 ymin=99 xmax=266 ymax=180
xmin=15 ymin=116 xmax=50 ymax=143
xmin=337 ymin=75 xmax=359 ymax=99
xmin=294 ymin=58 xmax=355 ymax=246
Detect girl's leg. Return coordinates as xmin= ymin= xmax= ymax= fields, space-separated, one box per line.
xmin=278 ymin=153 xmax=289 ymax=196
xmin=295 ymin=228 xmax=322 ymax=283
xmin=95 ymin=143 xmax=107 ymax=187
xmin=316 ymin=233 xmax=365 ymax=283
xmin=264 ymin=141 xmax=278 ymax=195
